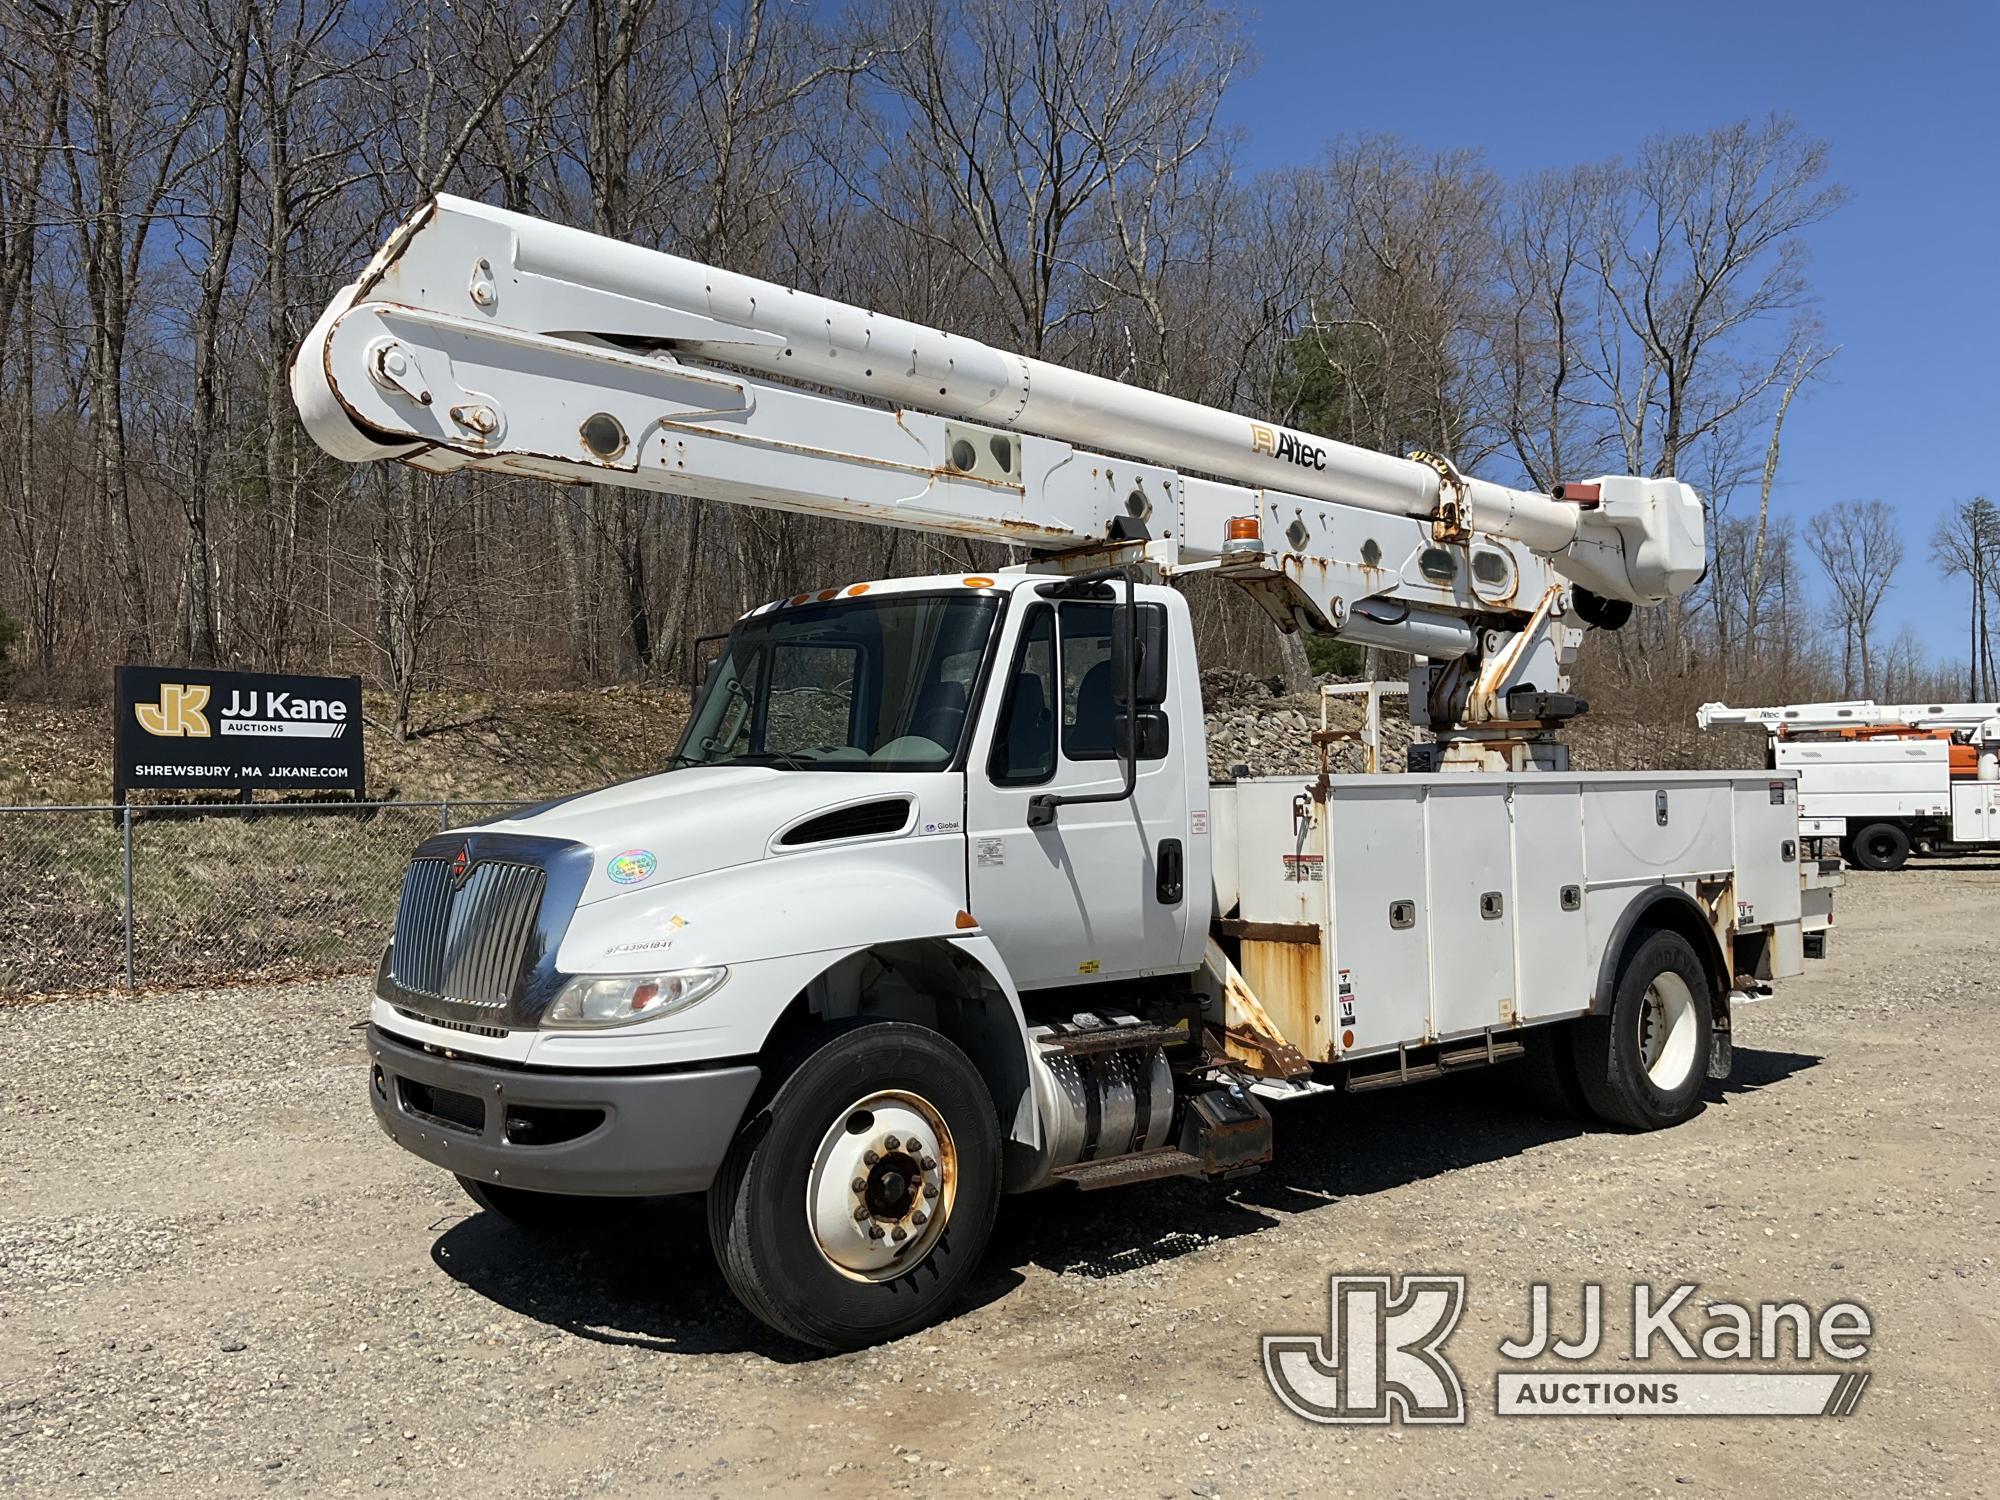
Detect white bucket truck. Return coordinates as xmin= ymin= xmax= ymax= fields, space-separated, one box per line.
xmin=294 ymin=197 xmax=1828 ymax=1348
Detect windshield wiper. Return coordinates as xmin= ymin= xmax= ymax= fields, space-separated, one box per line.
xmin=728 ymin=750 xmax=813 ymax=771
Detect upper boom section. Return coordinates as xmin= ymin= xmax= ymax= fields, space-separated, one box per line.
xmin=293 ymin=195 xmax=1703 ymax=614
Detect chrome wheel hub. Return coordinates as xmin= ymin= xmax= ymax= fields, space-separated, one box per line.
xmin=1638 ymin=971 xmax=1698 ymax=1089
xmin=807 ymin=1090 xmax=955 ymax=1281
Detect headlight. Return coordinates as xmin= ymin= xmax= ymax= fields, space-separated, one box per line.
xmin=542 ymin=966 xmax=728 ymax=1029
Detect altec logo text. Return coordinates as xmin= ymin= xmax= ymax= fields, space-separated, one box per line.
xmin=1249 ymin=422 xmax=1328 ymax=472
xmin=1263 ymin=1275 xmax=1872 ymax=1423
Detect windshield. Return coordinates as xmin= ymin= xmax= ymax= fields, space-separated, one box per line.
xmin=674 ymin=593 xmax=1001 ymax=772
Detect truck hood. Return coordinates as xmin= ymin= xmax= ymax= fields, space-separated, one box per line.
xmin=474 ymin=766 xmax=954 ymax=905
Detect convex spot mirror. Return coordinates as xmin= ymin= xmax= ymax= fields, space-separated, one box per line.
xmin=1112 ymin=604 xmax=1170 ymax=707
xmin=1113 ymin=710 xmax=1169 ymax=759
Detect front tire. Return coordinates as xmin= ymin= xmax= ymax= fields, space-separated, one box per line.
xmin=1849 ymin=821 xmax=1911 ymax=871
xmin=1571 ymin=929 xmax=1714 ymax=1130
xmin=706 ymin=1022 xmax=1002 ymax=1350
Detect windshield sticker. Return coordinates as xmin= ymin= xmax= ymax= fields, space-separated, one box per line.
xmin=607 ymin=849 xmax=657 ymax=885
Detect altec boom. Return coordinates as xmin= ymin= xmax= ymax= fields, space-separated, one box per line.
xmin=295 ymin=195 xmax=1703 ymax=756
xmin=299 ymin=197 xmax=1826 ymax=1351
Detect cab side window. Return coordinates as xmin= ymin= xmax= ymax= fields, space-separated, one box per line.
xmin=987 ymin=605 xmax=1057 ymax=785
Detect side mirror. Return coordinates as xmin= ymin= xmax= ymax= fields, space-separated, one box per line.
xmin=1113 ymin=710 xmax=1169 ymax=759
xmin=1112 ymin=605 xmax=1169 ymax=707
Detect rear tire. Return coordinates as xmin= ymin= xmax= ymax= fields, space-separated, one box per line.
xmin=706 ymin=1021 xmax=1002 ymax=1351
xmin=456 ymin=1175 xmax=622 ymax=1230
xmin=1849 ymin=821 xmax=1911 ymax=871
xmin=1571 ymin=929 xmax=1714 ymax=1130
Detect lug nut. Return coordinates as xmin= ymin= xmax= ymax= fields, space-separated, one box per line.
xmin=891 ymin=1226 xmax=907 ymax=1242
xmin=863 ymin=1150 xmax=880 ymax=1166
xmin=905 ymin=1140 xmax=923 ymax=1155
xmin=912 ymin=1210 xmax=928 ymax=1226
xmin=884 ymin=1135 xmax=901 ymax=1150
xmin=851 ymin=1177 xmax=867 ymax=1193
xmin=868 ymin=1225 xmax=885 ymax=1240
xmin=853 ymin=1205 xmax=869 ymax=1221
xmin=920 ymin=1156 xmax=937 ymax=1171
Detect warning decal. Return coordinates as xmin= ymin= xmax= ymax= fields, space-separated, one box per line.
xmin=1282 ymin=853 xmax=1324 ymax=883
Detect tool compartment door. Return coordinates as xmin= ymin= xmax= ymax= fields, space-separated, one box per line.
xmin=1324 ymin=784 xmax=1430 ymax=1057
xmin=1952 ymin=782 xmax=2000 ymax=843
xmin=1507 ymin=780 xmax=1591 ymax=1023
xmin=1420 ymin=780 xmax=1517 ymax=1041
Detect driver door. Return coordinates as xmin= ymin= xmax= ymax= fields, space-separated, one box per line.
xmin=963 ymin=593 xmax=1191 ymax=991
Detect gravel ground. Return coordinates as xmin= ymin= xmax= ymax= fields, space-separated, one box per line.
xmin=3 ymin=864 xmax=1996 ymax=1498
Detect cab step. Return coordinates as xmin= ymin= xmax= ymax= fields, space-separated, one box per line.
xmin=1035 ymin=1018 xmax=1191 ymax=1057
xmin=1050 ymin=1147 xmax=1202 ymax=1190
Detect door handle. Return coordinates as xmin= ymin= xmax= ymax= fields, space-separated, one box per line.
xmin=1156 ymin=838 xmax=1183 ymax=904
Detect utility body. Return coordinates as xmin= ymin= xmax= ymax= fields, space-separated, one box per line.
xmin=299 ymin=197 xmax=1828 ymax=1348
xmin=1700 ymin=699 xmax=2000 ymax=870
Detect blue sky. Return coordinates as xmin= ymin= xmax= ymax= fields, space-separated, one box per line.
xmin=1217 ymin=0 xmax=1997 ymax=658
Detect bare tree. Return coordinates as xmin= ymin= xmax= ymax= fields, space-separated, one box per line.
xmin=1745 ymin=338 xmax=1837 ymax=642
xmin=1932 ymin=496 xmax=1999 ymax=698
xmin=63 ymin=0 xmax=214 ymax=660
xmin=1807 ymin=499 xmax=1904 ymax=697
xmin=859 ymin=0 xmax=1242 ymax=357
xmin=177 ymin=0 xmax=255 ymax=665
xmin=1588 ymin=116 xmax=1847 ymax=481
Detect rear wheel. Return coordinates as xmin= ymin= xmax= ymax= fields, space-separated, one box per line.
xmin=1849 ymin=821 xmax=1911 ymax=871
xmin=1571 ymin=929 xmax=1714 ymax=1130
xmin=707 ymin=1022 xmax=1001 ymax=1350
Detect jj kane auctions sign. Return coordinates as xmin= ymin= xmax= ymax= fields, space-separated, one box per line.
xmin=116 ymin=666 xmax=365 ymax=795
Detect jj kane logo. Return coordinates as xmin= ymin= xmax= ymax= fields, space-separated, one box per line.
xmin=135 ymin=684 xmax=352 ymax=740
xmin=1250 ymin=421 xmax=1328 ymax=472
xmin=1264 ymin=1275 xmax=1467 ymax=1425
xmin=133 ymin=683 xmax=212 ymax=737
xmin=1264 ymin=1275 xmax=1872 ymax=1424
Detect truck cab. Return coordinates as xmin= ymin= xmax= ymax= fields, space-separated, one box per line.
xmin=369 ymin=571 xmax=1221 ymax=1345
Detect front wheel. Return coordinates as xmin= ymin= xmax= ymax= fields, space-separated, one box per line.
xmin=706 ymin=1022 xmax=1002 ymax=1350
xmin=1849 ymin=821 xmax=1911 ymax=871
xmin=1571 ymin=929 xmax=1714 ymax=1130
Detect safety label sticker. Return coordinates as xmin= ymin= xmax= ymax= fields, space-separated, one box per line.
xmin=1283 ymin=853 xmax=1325 ymax=883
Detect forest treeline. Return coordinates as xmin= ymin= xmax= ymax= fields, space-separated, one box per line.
xmin=2 ymin=0 xmax=1994 ymax=735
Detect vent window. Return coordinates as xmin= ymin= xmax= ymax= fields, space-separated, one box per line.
xmin=779 ymin=799 xmax=912 ymax=846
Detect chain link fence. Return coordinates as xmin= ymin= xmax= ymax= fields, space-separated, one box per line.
xmin=0 ymin=800 xmax=545 ymax=1000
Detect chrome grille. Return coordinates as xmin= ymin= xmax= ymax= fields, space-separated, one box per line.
xmin=389 ymin=858 xmax=546 ymax=1009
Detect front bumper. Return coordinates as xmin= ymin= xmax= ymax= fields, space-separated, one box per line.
xmin=368 ymin=1024 xmax=760 ymax=1196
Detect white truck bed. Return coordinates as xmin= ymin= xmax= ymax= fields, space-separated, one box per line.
xmin=1209 ymin=771 xmax=1803 ymax=1064
xmin=1776 ymin=738 xmax=1951 ymax=836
